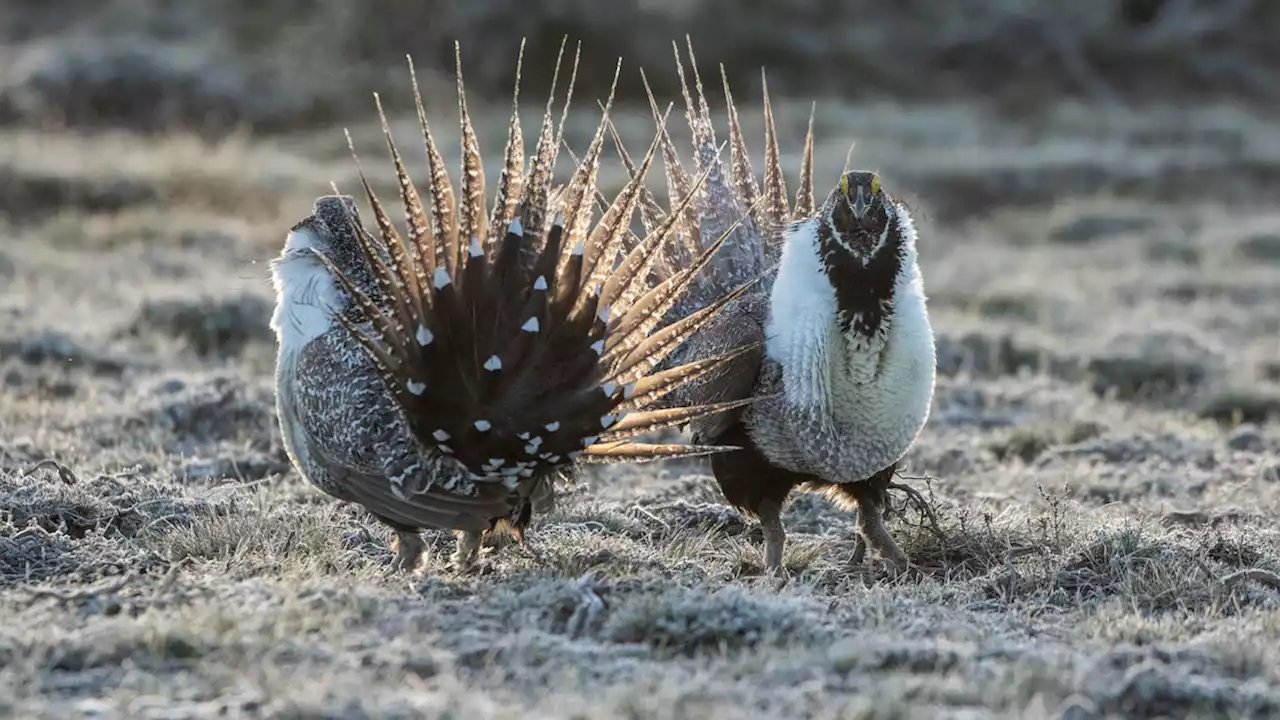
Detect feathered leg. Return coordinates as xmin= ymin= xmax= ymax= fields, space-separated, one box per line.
xmin=371 ymin=514 xmax=429 ymax=574
xmin=506 ymin=502 xmax=547 ymax=564
xmin=848 ymin=486 xmax=902 ymax=565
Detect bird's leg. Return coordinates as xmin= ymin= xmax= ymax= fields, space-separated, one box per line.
xmin=389 ymin=530 xmax=427 ymax=574
xmin=757 ymin=498 xmax=786 ymax=574
xmin=450 ymin=529 xmax=483 ymax=572
xmin=846 ymin=479 xmax=909 ymax=575
xmin=855 ymin=495 xmax=909 ymax=574
xmin=850 ymin=534 xmax=867 ymax=565
xmin=849 ymin=497 xmax=892 ymax=564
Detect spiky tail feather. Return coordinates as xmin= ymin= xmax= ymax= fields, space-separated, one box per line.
xmin=312 ymin=41 xmax=759 ymax=485
xmin=627 ymin=38 xmax=821 ymax=330
xmin=604 ymin=38 xmax=820 ymax=391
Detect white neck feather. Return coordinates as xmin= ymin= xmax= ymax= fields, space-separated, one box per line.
xmin=270 ymin=228 xmax=345 ymax=358
xmin=765 ymin=218 xmax=837 ymax=409
xmin=764 ymin=212 xmax=932 ymax=413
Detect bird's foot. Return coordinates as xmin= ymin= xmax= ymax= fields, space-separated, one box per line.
xmin=849 ymin=535 xmax=868 ymax=566
xmin=449 ymin=530 xmax=484 ymax=574
xmin=509 ymin=528 xmax=546 ymax=564
xmin=853 ymin=497 xmax=921 ymax=581
xmin=880 ymin=547 xmax=912 ymax=577
xmin=765 ymin=566 xmax=790 ymax=591
xmin=449 ymin=551 xmax=479 ymax=574
xmin=848 ymin=537 xmax=919 ymax=580
xmin=872 ymin=536 xmax=928 ymax=581
xmin=387 ymin=531 xmax=427 ymax=575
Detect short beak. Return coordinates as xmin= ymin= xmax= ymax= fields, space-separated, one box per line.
xmin=850 ymin=186 xmax=870 ymax=219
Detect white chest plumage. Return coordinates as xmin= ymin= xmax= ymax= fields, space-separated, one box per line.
xmin=754 ymin=215 xmax=936 ymax=483
xmin=269 ymin=227 xmax=348 ymax=478
xmin=270 ymin=228 xmax=345 ymax=357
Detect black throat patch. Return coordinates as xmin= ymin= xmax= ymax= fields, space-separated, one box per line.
xmin=814 ymin=207 xmax=905 ymax=341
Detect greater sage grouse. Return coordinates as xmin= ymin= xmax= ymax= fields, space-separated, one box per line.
xmin=636 ymin=42 xmax=937 ymax=574
xmin=271 ymin=41 xmax=755 ymax=573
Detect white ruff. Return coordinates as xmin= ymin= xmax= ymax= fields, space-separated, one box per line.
xmin=270 ymin=228 xmax=346 ymax=356
xmin=765 ymin=218 xmax=836 ymax=410
xmin=760 ymin=209 xmax=936 ymax=482
xmin=270 ymin=227 xmax=348 ymax=486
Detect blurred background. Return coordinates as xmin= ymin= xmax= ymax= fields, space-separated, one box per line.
xmin=3 ymin=0 xmax=1279 ymax=134
xmin=4 ymin=0 xmax=1280 ymax=226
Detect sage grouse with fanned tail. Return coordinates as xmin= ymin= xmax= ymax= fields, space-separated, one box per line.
xmin=634 ymin=41 xmax=937 ymax=575
xmin=270 ymin=40 xmax=755 ymax=574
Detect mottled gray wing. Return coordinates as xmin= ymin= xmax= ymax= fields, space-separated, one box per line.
xmin=679 ymin=293 xmax=768 ymax=444
xmin=293 ymin=330 xmax=512 ymax=532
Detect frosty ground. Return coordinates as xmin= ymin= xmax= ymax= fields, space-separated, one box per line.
xmin=3 ymin=88 xmax=1280 ymax=718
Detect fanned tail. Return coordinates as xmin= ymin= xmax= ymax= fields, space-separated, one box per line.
xmin=604 ymin=113 xmax=670 ymax=247
xmin=407 ymin=56 xmax=458 ymax=281
xmin=625 ymin=37 xmax=803 ymax=384
xmin=601 ymin=39 xmax=824 ymax=425
xmin=313 ymin=41 xmax=762 ymax=488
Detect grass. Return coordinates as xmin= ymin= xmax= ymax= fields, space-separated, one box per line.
xmin=3 ymin=18 xmax=1280 ymax=717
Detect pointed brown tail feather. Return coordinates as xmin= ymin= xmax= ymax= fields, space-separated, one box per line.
xmin=630 ymin=39 xmax=819 ymax=391
xmin=313 ymin=43 xmax=758 ymax=487
xmin=579 ymin=441 xmax=740 ymax=464
xmin=794 ymin=102 xmax=817 ymax=219
xmin=759 ymin=71 xmax=789 ymax=234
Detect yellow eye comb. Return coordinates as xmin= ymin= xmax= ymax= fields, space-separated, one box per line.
xmin=839 ymin=174 xmax=849 ymax=195
xmin=870 ymin=175 xmax=881 ymax=195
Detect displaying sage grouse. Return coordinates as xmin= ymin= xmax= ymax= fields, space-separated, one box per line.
xmin=635 ymin=42 xmax=937 ymax=574
xmin=270 ymin=40 xmax=756 ymax=573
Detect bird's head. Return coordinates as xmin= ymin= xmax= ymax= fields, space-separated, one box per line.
xmin=813 ymin=171 xmax=914 ymax=340
xmin=822 ymin=171 xmax=897 ymax=262
xmin=272 ymin=195 xmax=383 ymax=307
xmin=279 ymin=196 xmax=364 ymax=264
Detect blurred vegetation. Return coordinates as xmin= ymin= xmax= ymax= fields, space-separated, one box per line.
xmin=2 ymin=0 xmax=1278 ymax=134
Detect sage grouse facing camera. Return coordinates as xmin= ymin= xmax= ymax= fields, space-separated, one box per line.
xmin=642 ymin=42 xmax=937 ymax=575
xmin=271 ymin=41 xmax=754 ymax=574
